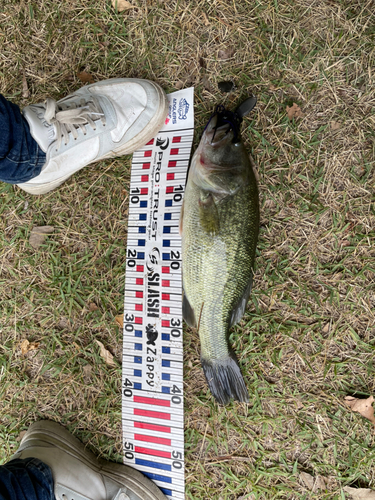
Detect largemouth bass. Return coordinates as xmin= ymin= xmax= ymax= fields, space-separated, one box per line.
xmin=180 ymin=99 xmax=259 ymax=405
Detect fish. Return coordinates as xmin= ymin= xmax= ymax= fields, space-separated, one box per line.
xmin=180 ymin=98 xmax=259 ymax=405
xmin=146 ymin=323 xmax=159 ymax=345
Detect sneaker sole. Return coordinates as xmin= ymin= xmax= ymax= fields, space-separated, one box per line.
xmin=20 ymin=420 xmax=168 ymax=500
xmin=17 ymin=82 xmax=169 ymax=195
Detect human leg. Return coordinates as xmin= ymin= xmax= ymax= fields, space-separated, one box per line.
xmin=0 ymin=95 xmax=46 ymax=184
xmin=0 ymin=457 xmax=54 ymax=500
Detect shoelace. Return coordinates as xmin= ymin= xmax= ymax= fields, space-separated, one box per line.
xmin=44 ymin=96 xmax=106 ymax=150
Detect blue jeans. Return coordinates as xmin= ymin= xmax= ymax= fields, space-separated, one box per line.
xmin=0 ymin=458 xmax=55 ymax=500
xmin=0 ymin=95 xmax=46 ymax=184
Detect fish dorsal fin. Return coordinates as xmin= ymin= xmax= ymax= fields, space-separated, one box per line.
xmin=182 ymin=292 xmax=196 ymax=327
xmin=198 ymin=191 xmax=220 ymax=236
xmin=230 ymin=276 xmax=253 ymax=327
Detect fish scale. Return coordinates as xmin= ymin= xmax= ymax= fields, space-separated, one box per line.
xmin=122 ymin=88 xmax=194 ymax=500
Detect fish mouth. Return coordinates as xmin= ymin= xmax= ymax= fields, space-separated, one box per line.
xmin=204 ymin=106 xmax=242 ymax=146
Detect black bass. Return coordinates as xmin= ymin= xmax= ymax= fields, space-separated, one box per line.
xmin=180 ymin=99 xmax=259 ymax=405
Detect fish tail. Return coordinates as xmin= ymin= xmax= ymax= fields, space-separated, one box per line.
xmin=201 ymin=352 xmax=249 ymax=405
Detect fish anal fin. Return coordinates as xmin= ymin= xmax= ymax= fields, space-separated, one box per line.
xmin=182 ymin=293 xmax=196 ymax=328
xmin=201 ymin=352 xmax=249 ymax=405
xmin=199 ymin=192 xmax=220 ymax=236
xmin=230 ymin=276 xmax=253 ymax=328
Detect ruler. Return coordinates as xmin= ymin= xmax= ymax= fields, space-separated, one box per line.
xmin=122 ymin=88 xmax=194 ymax=500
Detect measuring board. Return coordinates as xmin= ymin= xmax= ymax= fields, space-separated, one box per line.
xmin=122 ymin=87 xmax=194 ymax=500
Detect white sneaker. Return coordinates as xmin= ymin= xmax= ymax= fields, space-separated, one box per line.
xmin=17 ymin=78 xmax=168 ymax=195
xmin=11 ymin=420 xmax=167 ymax=500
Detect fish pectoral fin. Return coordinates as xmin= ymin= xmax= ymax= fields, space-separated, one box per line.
xmin=234 ymin=95 xmax=257 ymax=119
xmin=198 ymin=192 xmax=220 ymax=235
xmin=179 ymin=199 xmax=184 ymax=236
xmin=182 ymin=292 xmax=196 ymax=327
xmin=230 ymin=276 xmax=253 ymax=327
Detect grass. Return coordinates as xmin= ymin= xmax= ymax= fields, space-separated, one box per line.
xmin=1 ymin=0 xmax=375 ymax=498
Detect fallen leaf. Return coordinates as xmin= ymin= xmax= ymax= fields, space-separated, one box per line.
xmin=330 ymin=120 xmax=341 ymax=130
xmin=199 ymin=56 xmax=206 ymax=69
xmin=343 ymin=486 xmax=375 ymax=499
xmin=95 ymin=340 xmax=116 ymax=367
xmin=218 ymin=47 xmax=235 ymax=60
xmin=300 ymin=471 xmax=314 ymax=490
xmin=184 ymin=74 xmax=197 ymax=86
xmin=111 ymin=0 xmax=136 ymax=12
xmin=57 ymin=317 xmax=69 ymax=330
xmin=115 ymin=314 xmax=124 ymax=328
xmin=22 ymin=73 xmax=29 ymax=99
xmin=176 ymin=74 xmax=197 ymax=89
xmin=322 ymin=323 xmax=330 ymax=334
xmin=82 ymin=364 xmax=93 ymax=382
xmin=16 ymin=430 xmax=27 ymax=442
xmin=300 ymin=472 xmax=326 ymax=492
xmin=286 ymin=103 xmax=304 ymax=120
xmin=344 ymin=396 xmax=375 ymax=425
xmin=295 ymin=398 xmax=304 ymax=409
xmin=88 ymin=302 xmax=98 ymax=312
xmin=20 ymin=339 xmax=40 ymax=355
xmin=355 ymin=166 xmax=366 ymax=178
xmin=77 ymin=71 xmax=95 ymax=84
xmin=314 ymin=476 xmax=327 ymax=491
xmin=20 ymin=340 xmax=29 ymax=355
xmin=29 ymin=226 xmax=54 ymax=249
xmin=341 ymin=240 xmax=351 ymax=247
xmin=201 ymin=75 xmax=213 ymax=92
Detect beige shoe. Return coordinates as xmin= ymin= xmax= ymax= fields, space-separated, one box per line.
xmin=17 ymin=78 xmax=168 ymax=195
xmin=11 ymin=420 xmax=167 ymax=500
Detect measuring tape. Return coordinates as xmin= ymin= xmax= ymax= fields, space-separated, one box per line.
xmin=122 ymin=88 xmax=194 ymax=500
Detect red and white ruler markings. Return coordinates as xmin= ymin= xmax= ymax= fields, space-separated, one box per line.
xmin=122 ymin=88 xmax=194 ymax=500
